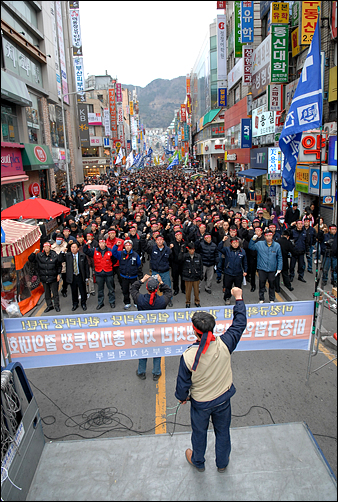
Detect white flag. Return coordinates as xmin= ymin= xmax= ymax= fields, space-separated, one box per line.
xmin=126 ymin=151 xmax=134 ymax=169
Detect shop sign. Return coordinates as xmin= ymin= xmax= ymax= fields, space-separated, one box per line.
xmin=217 ymin=14 xmax=227 ymax=80
xmin=252 ymin=108 xmax=275 ymax=137
xmin=295 ymin=166 xmax=309 ymax=194
xmin=329 ymin=66 xmax=337 ymax=103
xmin=270 ymin=178 xmax=282 ymax=185
xmin=322 ymin=196 xmax=334 ymax=204
xmin=69 ymin=8 xmax=82 ymax=57
xmin=328 ymin=136 xmax=337 ymax=170
xmin=78 ymin=103 xmax=90 ymax=147
xmin=250 ymin=147 xmax=268 ymax=168
xmin=28 ymin=182 xmax=40 ymax=197
xmin=129 ymin=101 xmax=134 ymax=116
xmin=270 ymin=25 xmax=288 ymax=83
xmin=243 ymin=46 xmax=253 ymax=85
xmin=291 ymin=1 xmax=300 ymax=27
xmin=270 ymin=185 xmax=276 ymax=197
xmin=267 ymin=83 xmax=282 ymax=111
xmin=291 ymin=27 xmax=301 ymax=57
xmin=90 ymin=137 xmax=103 ymax=146
xmin=3 ymin=37 xmax=43 ymax=88
xmin=180 ymin=104 xmax=186 ymax=122
xmin=109 ymin=87 xmax=118 ymax=139
xmin=240 ymin=1 xmax=254 ymax=43
xmin=117 ymin=103 xmax=123 ymax=125
xmin=260 ymin=1 xmax=273 ymax=19
xmin=88 ymin=113 xmax=102 ymax=125
xmin=268 ymin=147 xmax=283 ymax=173
xmin=218 ymin=88 xmax=227 ymax=107
xmin=74 ymin=57 xmax=85 ymax=101
xmin=298 ymin=133 xmax=326 ymax=163
xmin=217 ymin=1 xmax=226 ymax=8
xmin=103 ymin=108 xmax=111 ymax=137
xmin=1 ymin=147 xmax=24 ymax=176
xmin=309 ymin=168 xmax=333 ymax=196
xmin=228 ymin=58 xmax=243 ymax=90
xmin=227 ymin=153 xmax=237 ymax=161
xmin=285 ymin=78 xmax=300 ymax=112
xmin=55 ymin=1 xmax=69 ymax=103
xmin=234 ymin=1 xmax=243 ymax=57
xmin=186 ymin=75 xmax=191 ymax=95
xmin=300 ymin=1 xmax=320 ymax=45
xmin=270 ymin=2 xmax=289 ymax=24
xmin=34 ymin=146 xmax=47 ymax=163
xmin=241 ymin=118 xmax=252 ymax=148
xmin=116 ymin=83 xmax=122 ymax=103
xmin=251 ymin=35 xmax=271 ymax=98
xmin=331 ymin=1 xmax=337 ymax=39
xmin=103 ymin=138 xmax=111 ymax=148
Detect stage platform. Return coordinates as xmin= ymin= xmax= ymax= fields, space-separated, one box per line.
xmin=27 ymin=422 xmax=336 ymax=501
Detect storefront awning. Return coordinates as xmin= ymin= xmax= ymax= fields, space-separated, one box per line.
xmin=238 ymin=169 xmax=267 ymax=179
xmin=2 ymin=175 xmax=29 ymax=185
xmin=203 ymin=108 xmax=222 ymax=126
xmin=1 ymin=219 xmax=41 ymax=257
xmin=1 ymin=70 xmax=32 ymax=107
xmin=21 ymin=143 xmax=55 ymax=170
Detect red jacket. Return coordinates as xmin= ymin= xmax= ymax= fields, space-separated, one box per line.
xmin=106 ymin=237 xmax=124 ymax=267
xmin=93 ymin=248 xmax=114 ymax=274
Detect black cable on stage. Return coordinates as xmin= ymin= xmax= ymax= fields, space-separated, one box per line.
xmin=28 ymin=379 xmax=336 ymax=443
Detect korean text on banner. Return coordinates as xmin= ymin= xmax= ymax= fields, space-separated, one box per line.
xmin=241 ymin=1 xmax=254 ymax=43
xmin=4 ymin=302 xmax=314 ymax=369
xmin=217 ymin=14 xmax=227 ymax=81
xmin=279 ymin=19 xmax=322 ymax=192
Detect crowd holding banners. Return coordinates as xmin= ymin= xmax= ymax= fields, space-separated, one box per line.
xmin=3 ymin=300 xmax=314 ymax=370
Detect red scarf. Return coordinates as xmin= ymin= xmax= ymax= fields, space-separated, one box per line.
xmin=191 ymin=326 xmax=216 ymax=371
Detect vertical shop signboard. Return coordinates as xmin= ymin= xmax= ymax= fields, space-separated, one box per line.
xmin=78 ymin=103 xmax=90 ymax=147
xmin=267 ymin=83 xmax=283 ymax=111
xmin=241 ymin=118 xmax=252 ymax=148
xmin=51 ymin=2 xmax=61 ymax=99
xmin=270 ymin=25 xmax=288 ymax=83
xmin=243 ymin=46 xmax=253 ymax=85
xmin=291 ymin=1 xmax=300 ymax=27
xmin=299 ymin=1 xmax=320 ymax=45
xmin=109 ymin=87 xmax=118 ymax=139
xmin=217 ymin=14 xmax=227 ymax=80
xmin=240 ymin=1 xmax=254 ymax=43
xmin=234 ymin=1 xmax=243 ymax=57
xmin=270 ymin=2 xmax=289 ymax=24
xmin=180 ymin=104 xmax=186 ymax=122
xmin=55 ymin=1 xmax=69 ymax=103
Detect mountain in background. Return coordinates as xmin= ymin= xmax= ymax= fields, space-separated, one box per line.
xmin=122 ymin=76 xmax=186 ymax=130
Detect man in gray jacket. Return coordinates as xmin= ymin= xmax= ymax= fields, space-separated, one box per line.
xmin=249 ymin=228 xmax=282 ymax=303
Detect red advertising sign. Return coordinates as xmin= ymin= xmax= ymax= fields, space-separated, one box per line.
xmin=217 ymin=1 xmax=226 ymax=9
xmin=332 ymin=1 xmax=337 ymax=39
xmin=180 ymin=104 xmax=186 ymax=122
xmin=243 ymin=46 xmax=253 ymax=85
xmin=34 ymin=146 xmax=47 ymax=163
xmin=109 ymin=87 xmax=118 ymax=139
xmin=29 ymin=182 xmax=41 ymax=197
xmin=298 ymin=133 xmax=326 ymax=163
xmin=186 ymin=75 xmax=191 ymax=96
xmin=1 ymin=147 xmax=24 ymax=176
xmin=186 ymin=95 xmax=192 ymax=115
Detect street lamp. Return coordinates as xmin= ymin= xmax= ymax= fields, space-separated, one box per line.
xmin=60 ymin=87 xmax=95 ymax=195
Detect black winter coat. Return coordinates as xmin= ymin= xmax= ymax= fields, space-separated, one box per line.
xmin=277 ymin=236 xmax=297 ymax=270
xmin=59 ymin=251 xmax=90 ymax=284
xmin=28 ymin=250 xmax=61 ymax=284
xmin=195 ymin=239 xmax=219 ymax=267
xmin=178 ymin=251 xmax=204 ymax=282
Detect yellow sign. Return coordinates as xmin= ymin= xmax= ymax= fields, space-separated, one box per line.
xmin=129 ymin=101 xmax=134 ymax=115
xmin=291 ymin=27 xmax=300 ymax=57
xmin=224 ymin=151 xmax=227 ymax=161
xmin=270 ymin=2 xmax=289 ymax=24
xmin=295 ymin=166 xmax=309 ymax=184
xmin=329 ymin=66 xmax=337 ymax=103
xmin=270 ymin=178 xmax=282 ymax=185
xmin=301 ymin=1 xmax=320 ymax=44
xmin=294 ymin=190 xmax=299 ymax=198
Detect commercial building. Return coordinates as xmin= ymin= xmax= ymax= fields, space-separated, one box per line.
xmin=1 ymin=1 xmax=84 ymax=209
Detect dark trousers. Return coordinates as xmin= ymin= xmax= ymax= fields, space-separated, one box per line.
xmin=96 ymin=274 xmax=115 ymax=305
xmin=71 ymin=274 xmax=87 ymax=306
xmin=290 ymin=253 xmax=305 ymax=279
xmin=223 ymin=273 xmax=243 ymax=300
xmin=258 ymin=270 xmax=276 ymax=301
xmin=61 ymin=272 xmax=68 ymax=294
xmin=113 ymin=266 xmax=122 ymax=287
xmin=121 ymin=276 xmax=137 ymax=305
xmin=248 ymin=255 xmax=257 ymax=287
xmin=171 ymin=262 xmax=184 ymax=292
xmin=190 ymin=399 xmax=232 ymax=470
xmin=42 ymin=281 xmax=59 ymax=308
xmin=275 ymin=267 xmax=292 ymax=292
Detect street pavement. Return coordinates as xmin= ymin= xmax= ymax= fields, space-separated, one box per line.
xmin=20 ymin=266 xmax=337 ymax=480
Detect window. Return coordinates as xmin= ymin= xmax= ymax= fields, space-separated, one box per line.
xmin=1 ymin=182 xmax=24 ymax=211
xmin=5 ymin=1 xmax=38 ymax=28
xmin=26 ymin=93 xmax=44 ymax=144
xmin=48 ymin=103 xmax=68 ymax=148
xmin=1 ymin=103 xmax=19 ymax=143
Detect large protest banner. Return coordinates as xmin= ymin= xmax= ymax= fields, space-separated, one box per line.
xmin=3 ymin=302 xmax=314 ymax=369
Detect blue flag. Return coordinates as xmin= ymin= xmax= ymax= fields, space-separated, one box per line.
xmin=167 ymin=153 xmax=179 ymax=170
xmin=279 ymin=19 xmax=322 ymax=192
xmin=163 ymin=146 xmax=174 ymax=156
xmin=137 ymin=154 xmax=145 ymax=169
xmin=131 ymin=153 xmax=141 ymax=167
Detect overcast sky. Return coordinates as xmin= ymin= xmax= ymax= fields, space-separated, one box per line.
xmin=80 ymin=1 xmax=218 ymax=88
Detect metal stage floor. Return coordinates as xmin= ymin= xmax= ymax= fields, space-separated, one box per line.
xmin=27 ymin=422 xmax=336 ymax=501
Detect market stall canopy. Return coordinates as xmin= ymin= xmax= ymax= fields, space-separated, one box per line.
xmin=83 ymin=185 xmax=109 ymax=193
xmin=21 ymin=143 xmax=55 ymax=171
xmin=1 ymin=198 xmax=70 ymax=220
xmin=1 ymin=219 xmax=41 ymax=257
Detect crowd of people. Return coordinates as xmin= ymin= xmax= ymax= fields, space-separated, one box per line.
xmin=29 ymin=166 xmax=337 ymax=315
